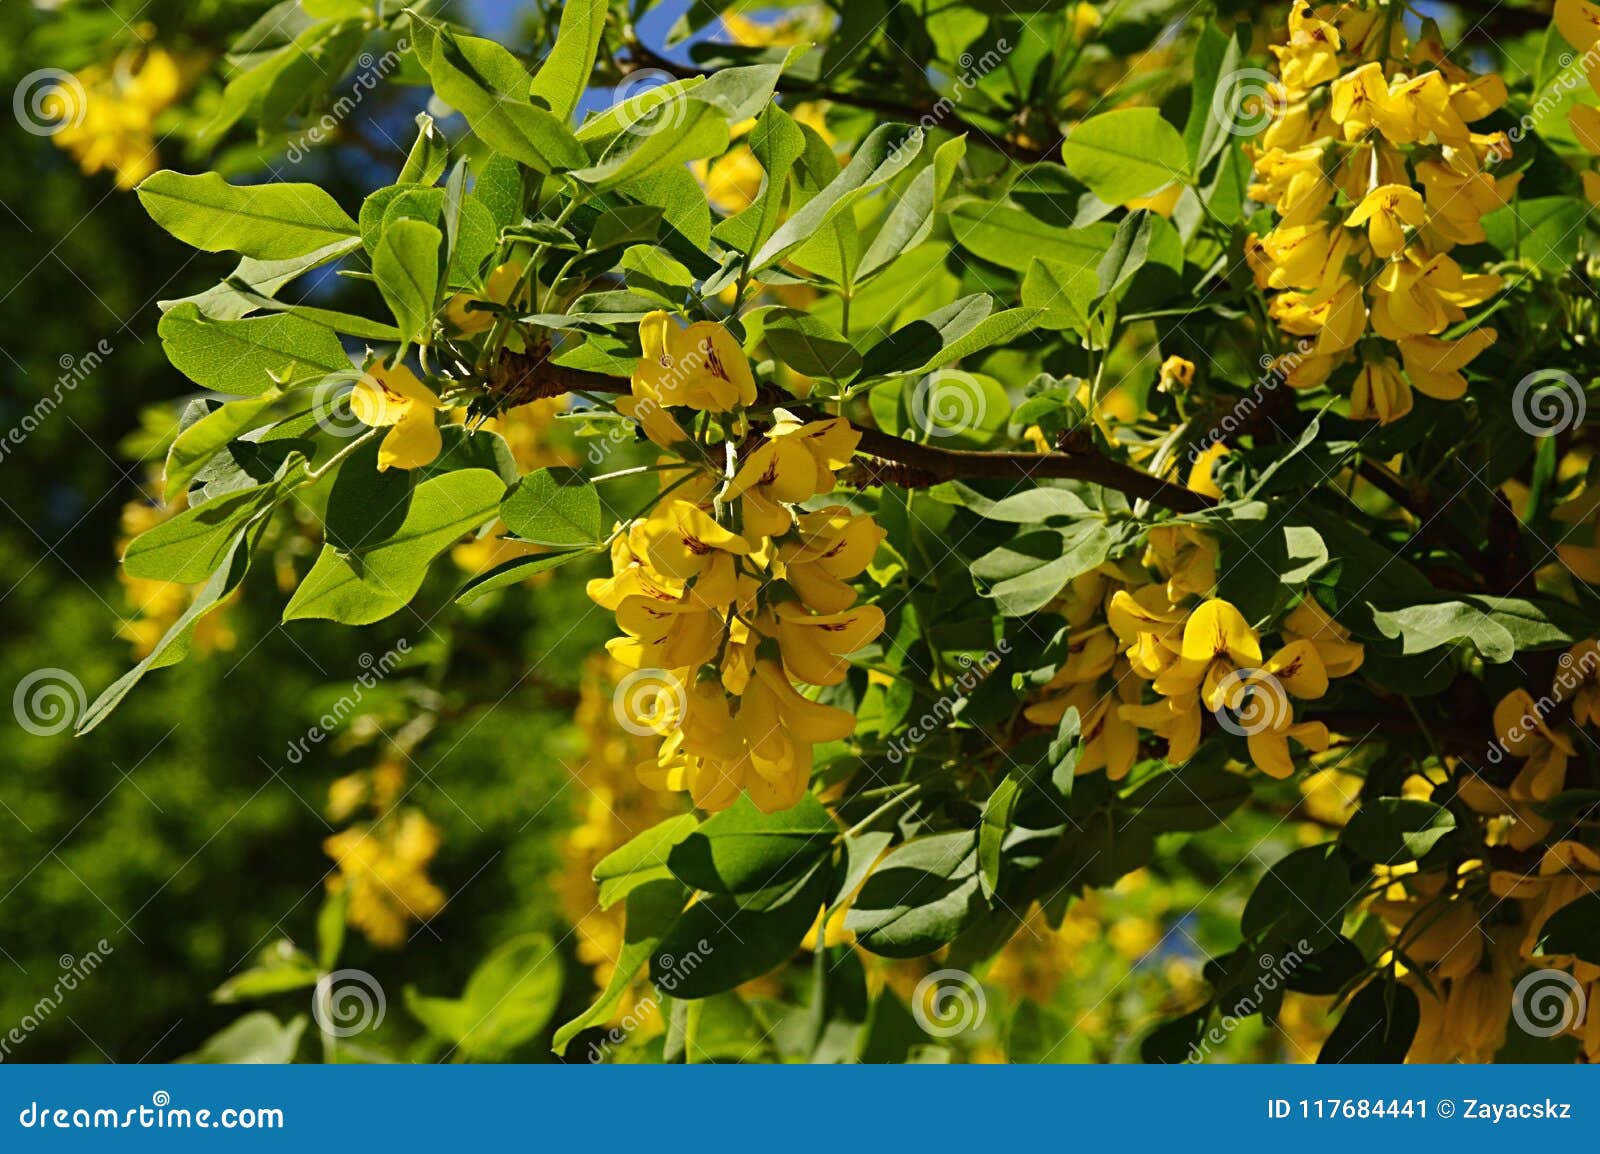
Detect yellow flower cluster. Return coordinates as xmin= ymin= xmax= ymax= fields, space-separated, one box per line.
xmin=1466 ymin=641 xmax=1600 ymax=850
xmin=323 ymin=756 xmax=446 ymax=948
xmin=1026 ymin=526 xmax=1363 ymax=780
xmin=1555 ymin=0 xmax=1600 ymax=204
xmin=590 ymin=312 xmax=885 ymax=813
xmin=52 ymin=46 xmax=187 ymax=190
xmin=1247 ymin=2 xmax=1514 ymax=424
xmin=1370 ymin=840 xmax=1600 ymax=1063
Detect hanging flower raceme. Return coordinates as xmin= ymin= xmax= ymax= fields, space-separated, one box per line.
xmin=591 ymin=312 xmax=884 ymax=813
xmin=1247 ymin=1 xmax=1512 ymax=425
xmin=1027 ymin=524 xmax=1362 ymax=782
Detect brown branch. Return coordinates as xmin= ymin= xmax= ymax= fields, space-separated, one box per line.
xmin=621 ymin=45 xmax=1057 ymax=164
xmin=499 ymin=353 xmax=1215 ymax=513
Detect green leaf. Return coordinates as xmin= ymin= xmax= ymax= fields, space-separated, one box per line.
xmin=78 ymin=527 xmax=262 ymax=734
xmin=1124 ymin=762 xmax=1250 ymax=833
xmin=972 ymin=522 xmax=1115 ymax=617
xmin=178 ymin=1013 xmax=306 ymax=1064
xmin=398 ymin=113 xmax=450 ymax=186
xmin=1318 ymin=980 xmax=1418 ymax=1064
xmin=316 ymin=889 xmax=347 ymax=972
xmin=900 ymin=309 xmax=1042 ymax=377
xmin=138 ymin=171 xmax=358 ymax=260
xmin=573 ymin=98 xmax=730 ymax=191
xmin=1242 ymin=844 xmax=1357 ymax=948
xmin=1185 ymin=21 xmax=1246 ymax=169
xmin=552 ymin=878 xmax=686 ymax=1054
xmin=1484 ymin=197 xmax=1587 ymax=272
xmin=978 ymin=775 xmax=1022 ymax=899
xmin=1340 ymin=798 xmax=1456 ymax=864
xmin=759 ymin=307 xmax=860 ymax=381
xmin=211 ymin=948 xmax=321 ymax=1004
xmin=122 ymin=479 xmax=289 ymax=584
xmin=284 ymin=468 xmax=506 ymax=624
xmin=1062 ymin=109 xmax=1189 ymax=204
xmin=1534 ymin=892 xmax=1600 ymax=964
xmin=858 ymin=294 xmax=993 ymax=378
xmin=650 ymin=863 xmax=830 ymax=998
xmin=667 ymin=793 xmax=836 ymax=894
xmin=158 ymin=303 xmax=352 ymax=395
xmin=857 ymin=134 xmax=967 ymax=280
xmin=1366 ymin=596 xmax=1590 ymax=664
xmin=499 ymin=467 xmax=604 ymax=547
xmin=949 ymin=200 xmax=1114 ymax=274
xmin=165 ymin=394 xmax=283 ymax=493
xmin=405 ymin=933 xmax=564 ymax=1060
xmin=1096 ymin=209 xmax=1153 ymax=301
xmin=845 ymin=832 xmax=984 ymax=957
xmin=454 ymin=547 xmax=600 ymax=605
xmin=373 ymin=218 xmax=442 ymax=344
xmin=1021 ymin=257 xmax=1099 ymax=333
xmin=713 ymin=102 xmax=805 ymax=260
xmin=749 ymin=124 xmax=923 ymax=272
xmin=409 ymin=17 xmax=585 ymax=173
xmin=593 ymin=814 xmax=701 ymax=908
xmin=162 ymin=238 xmax=361 ymax=321
xmin=528 ymin=0 xmax=607 ymax=120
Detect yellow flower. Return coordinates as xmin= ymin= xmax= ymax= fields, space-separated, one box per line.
xmin=1143 ymin=524 xmax=1218 ymax=599
xmin=1346 ymin=185 xmax=1425 ymax=259
xmin=1396 ymin=328 xmax=1496 ymax=403
xmin=1281 ymin=597 xmax=1364 ymax=677
xmin=1187 ymin=441 xmax=1229 ymax=498
xmin=1556 ymin=0 xmax=1600 ymax=53
xmin=768 ymin=602 xmax=885 ymax=687
xmin=638 ymin=500 xmax=754 ymax=586
xmin=1350 ymin=356 xmax=1411 ymax=425
xmin=54 ymin=47 xmax=186 ymax=189
xmin=324 ymin=810 xmax=446 ymax=948
xmin=443 ymin=261 xmax=524 ymax=335
xmin=1493 ymin=689 xmax=1573 ymax=802
xmin=778 ymin=508 xmax=885 ymax=614
xmin=738 ymin=660 xmax=857 ymax=810
xmin=633 ymin=311 xmax=757 ymax=412
xmin=350 ymin=359 xmax=443 ymax=471
xmin=1157 ymin=355 xmax=1195 ymax=392
xmin=725 ymin=430 xmax=822 ymax=537
xmin=1155 ymin=599 xmax=1262 ymax=709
